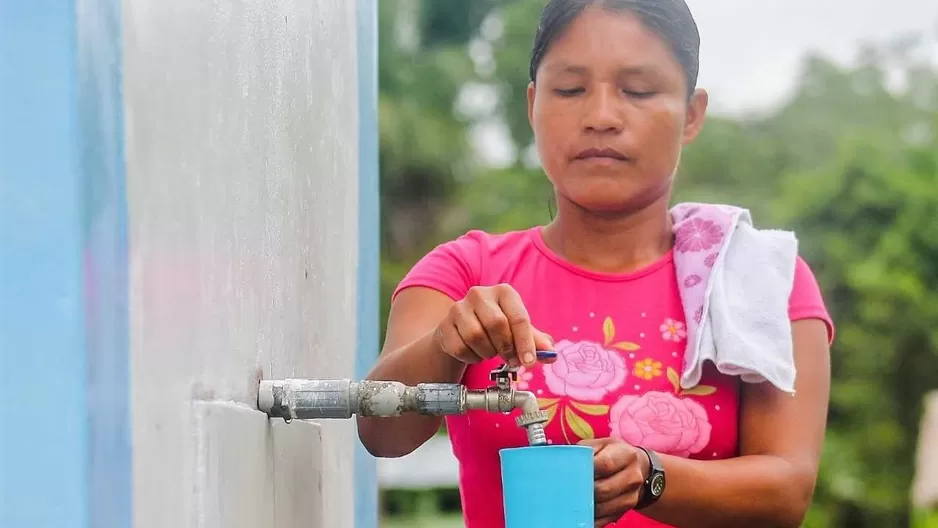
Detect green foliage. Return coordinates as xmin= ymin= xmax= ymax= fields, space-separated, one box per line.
xmin=417 ymin=0 xmax=507 ymax=47
xmin=490 ymin=0 xmax=544 ymax=156
xmin=376 ymin=1 xmax=938 ymax=525
xmin=913 ymin=509 xmax=938 ymax=528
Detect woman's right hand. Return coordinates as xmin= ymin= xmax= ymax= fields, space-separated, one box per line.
xmin=432 ymin=284 xmax=555 ymax=368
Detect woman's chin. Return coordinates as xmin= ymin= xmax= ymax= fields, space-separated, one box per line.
xmin=562 ymin=187 xmax=667 ymax=217
xmin=570 ymin=196 xmax=641 ymax=216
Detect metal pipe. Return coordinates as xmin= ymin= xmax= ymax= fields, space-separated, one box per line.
xmin=257 ymin=378 xmax=549 ymax=446
xmin=256 ymin=379 xmax=465 ymax=420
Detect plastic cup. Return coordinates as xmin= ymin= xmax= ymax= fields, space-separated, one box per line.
xmin=499 ymin=445 xmax=594 ymax=528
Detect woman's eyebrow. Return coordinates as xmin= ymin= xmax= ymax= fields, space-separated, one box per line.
xmin=544 ymin=61 xmax=658 ymax=77
xmin=543 ymin=62 xmax=590 ymax=75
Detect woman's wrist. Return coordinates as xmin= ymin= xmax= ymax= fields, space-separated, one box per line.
xmin=633 ymin=446 xmax=659 ymax=511
xmin=638 ymin=447 xmax=652 ymax=481
xmin=421 ymin=327 xmax=468 ymax=381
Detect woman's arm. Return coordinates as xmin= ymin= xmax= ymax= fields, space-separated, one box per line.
xmin=357 ymin=287 xmax=467 ymax=458
xmin=357 ymin=283 xmax=556 ymax=458
xmin=638 ymin=318 xmax=831 ymax=528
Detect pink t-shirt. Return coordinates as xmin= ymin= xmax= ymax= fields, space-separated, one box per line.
xmin=393 ymin=226 xmax=834 ymax=528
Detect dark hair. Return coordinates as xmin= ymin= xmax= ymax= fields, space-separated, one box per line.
xmin=529 ymin=0 xmax=701 ymax=93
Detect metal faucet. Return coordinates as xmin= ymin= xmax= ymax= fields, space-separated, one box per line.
xmin=257 ymin=363 xmax=549 ymax=446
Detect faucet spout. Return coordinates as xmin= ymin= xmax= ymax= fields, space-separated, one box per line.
xmin=514 ymin=390 xmax=541 ymax=415
xmin=512 ymin=390 xmax=549 ymax=446
xmin=461 ymin=387 xmax=548 ymax=446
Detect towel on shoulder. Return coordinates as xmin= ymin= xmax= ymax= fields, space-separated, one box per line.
xmin=669 ymin=202 xmax=799 ymax=394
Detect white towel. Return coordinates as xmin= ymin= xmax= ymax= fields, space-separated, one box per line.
xmin=670 ymin=203 xmax=799 ymax=394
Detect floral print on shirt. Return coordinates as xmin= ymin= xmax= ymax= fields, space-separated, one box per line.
xmin=526 ymin=316 xmax=718 ymax=447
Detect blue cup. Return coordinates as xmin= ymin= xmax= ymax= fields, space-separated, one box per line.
xmin=499 ymin=445 xmax=594 ymax=528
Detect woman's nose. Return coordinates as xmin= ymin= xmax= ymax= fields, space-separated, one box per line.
xmin=582 ymin=89 xmax=623 ymax=134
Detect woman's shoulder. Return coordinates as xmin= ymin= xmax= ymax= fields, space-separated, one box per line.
xmin=392 ymin=226 xmax=543 ymax=302
xmin=790 ymin=254 xmax=835 ymax=343
xmin=445 ymin=226 xmax=541 ymax=250
xmin=427 ymin=226 xmax=543 ymax=265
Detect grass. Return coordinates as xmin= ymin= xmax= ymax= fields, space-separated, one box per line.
xmin=380 ymin=515 xmax=465 ymax=528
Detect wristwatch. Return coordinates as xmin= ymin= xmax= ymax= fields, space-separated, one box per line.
xmin=635 ymin=447 xmax=666 ymax=510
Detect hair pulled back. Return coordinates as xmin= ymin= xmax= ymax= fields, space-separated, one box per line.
xmin=529 ymin=0 xmax=701 ymax=93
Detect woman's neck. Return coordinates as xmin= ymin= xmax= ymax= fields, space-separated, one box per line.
xmin=541 ymin=194 xmax=674 ymax=274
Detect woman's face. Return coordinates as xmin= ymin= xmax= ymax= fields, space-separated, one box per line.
xmin=527 ymin=7 xmax=708 ymax=215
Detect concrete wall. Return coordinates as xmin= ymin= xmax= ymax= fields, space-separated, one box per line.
xmin=1 ymin=0 xmax=377 ymax=527
xmin=123 ymin=1 xmax=360 ymax=527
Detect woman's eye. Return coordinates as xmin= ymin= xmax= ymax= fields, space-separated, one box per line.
xmin=624 ymin=90 xmax=656 ymax=99
xmin=554 ymin=88 xmax=584 ymax=97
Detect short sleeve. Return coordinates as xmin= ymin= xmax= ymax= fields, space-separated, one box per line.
xmin=789 ymin=256 xmax=835 ymax=344
xmin=391 ymin=231 xmax=485 ymax=303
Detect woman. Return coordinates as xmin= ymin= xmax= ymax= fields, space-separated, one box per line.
xmin=358 ymin=0 xmax=834 ymax=526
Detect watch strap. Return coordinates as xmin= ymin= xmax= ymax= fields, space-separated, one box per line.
xmin=635 ymin=446 xmax=665 ymax=510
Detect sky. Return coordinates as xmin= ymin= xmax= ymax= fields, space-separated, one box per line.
xmin=689 ymin=0 xmax=938 ymax=114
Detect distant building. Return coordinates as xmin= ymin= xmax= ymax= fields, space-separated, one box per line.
xmin=913 ymin=391 xmax=938 ymax=509
xmin=378 ymin=434 xmax=460 ymax=490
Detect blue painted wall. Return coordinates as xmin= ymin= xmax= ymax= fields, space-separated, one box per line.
xmin=355 ymin=0 xmax=380 ymax=527
xmin=0 ymin=1 xmax=132 ymax=527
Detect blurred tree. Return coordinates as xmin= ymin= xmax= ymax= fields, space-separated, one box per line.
xmin=417 ymin=0 xmax=507 ymax=47
xmin=489 ymin=0 xmax=543 ymax=161
xmin=377 ymin=0 xmax=509 ymax=345
xmin=378 ymin=0 xmax=471 ymax=260
xmin=775 ymin=137 xmax=938 ymax=527
xmin=376 ymin=1 xmax=938 ymax=525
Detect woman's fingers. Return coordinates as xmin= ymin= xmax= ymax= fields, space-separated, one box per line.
xmin=452 ymin=299 xmax=499 ymax=361
xmin=532 ymin=329 xmax=557 ymax=363
xmin=494 ymin=284 xmax=538 ymax=367
xmin=438 ymin=284 xmax=549 ymax=368
xmin=472 ymin=296 xmax=518 ymax=366
xmin=437 ymin=321 xmax=482 ymax=364
xmin=594 ymin=492 xmax=635 ymax=524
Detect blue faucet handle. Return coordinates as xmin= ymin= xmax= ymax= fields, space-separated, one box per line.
xmin=536 ymin=350 xmax=558 ymax=360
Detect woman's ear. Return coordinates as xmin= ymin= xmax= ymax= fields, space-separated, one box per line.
xmin=682 ymin=88 xmax=709 ymax=146
xmin=527 ymin=81 xmax=536 ymax=129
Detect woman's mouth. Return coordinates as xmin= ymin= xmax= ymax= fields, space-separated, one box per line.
xmin=574 ymin=147 xmax=631 ymax=164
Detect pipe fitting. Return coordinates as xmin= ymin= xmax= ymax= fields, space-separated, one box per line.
xmin=461 ymin=388 xmax=548 ymax=446
xmin=512 ymin=390 xmax=549 ymax=446
xmin=257 ymin=377 xmax=550 ymax=446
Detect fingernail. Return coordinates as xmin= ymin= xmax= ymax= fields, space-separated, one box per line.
xmin=536 ymin=350 xmax=557 ymax=360
xmin=524 ymin=353 xmax=535 ymax=364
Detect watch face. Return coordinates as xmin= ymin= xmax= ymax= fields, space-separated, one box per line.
xmin=650 ymin=473 xmax=666 ymax=497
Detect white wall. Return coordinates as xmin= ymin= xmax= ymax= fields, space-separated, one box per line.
xmin=122 ymin=1 xmax=359 ymax=526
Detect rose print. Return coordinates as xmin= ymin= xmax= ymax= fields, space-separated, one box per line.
xmin=513 ymin=367 xmax=533 ymax=390
xmin=660 ymin=318 xmax=687 ymax=342
xmin=632 ymin=358 xmax=663 ymax=380
xmin=704 ymin=252 xmax=719 ymax=268
xmin=543 ymin=339 xmax=627 ymax=401
xmin=683 ymin=274 xmax=702 ymax=288
xmin=694 ymin=306 xmax=704 ymax=324
xmin=675 ymin=218 xmax=724 ymax=253
xmin=609 ymin=391 xmax=712 ymax=457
